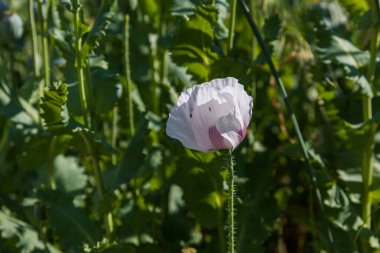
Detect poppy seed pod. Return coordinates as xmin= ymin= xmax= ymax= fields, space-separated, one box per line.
xmin=0 ymin=11 xmax=24 ymax=44
xmin=118 ymin=0 xmax=138 ymax=13
xmin=0 ymin=1 xmax=9 ymax=20
xmin=166 ymin=77 xmax=253 ymax=152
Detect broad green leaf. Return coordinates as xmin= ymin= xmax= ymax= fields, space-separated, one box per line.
xmin=84 ymin=239 xmax=136 ymax=252
xmin=82 ymin=0 xmax=116 ymax=57
xmin=174 ymin=152 xmax=225 ymax=229
xmin=171 ymin=4 xmax=219 ymax=81
xmin=337 ymin=0 xmax=368 ymax=19
xmin=37 ymin=188 xmax=102 ymax=250
xmin=318 ymin=36 xmax=372 ymax=97
xmin=0 ymin=208 xmax=45 ymax=253
xmin=171 ymin=0 xmax=229 ymax=39
xmin=91 ymin=67 xmax=119 ymax=113
xmin=54 ymin=155 xmax=87 ymax=193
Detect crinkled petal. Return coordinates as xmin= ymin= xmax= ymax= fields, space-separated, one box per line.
xmin=166 ymin=95 xmax=201 ymax=151
xmin=190 ymin=85 xmax=232 ymax=151
xmin=209 ymin=77 xmax=253 ymax=127
xmin=216 ymin=109 xmax=246 ymax=150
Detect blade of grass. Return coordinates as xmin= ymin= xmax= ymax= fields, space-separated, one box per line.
xmin=237 ymin=0 xmax=335 ymax=252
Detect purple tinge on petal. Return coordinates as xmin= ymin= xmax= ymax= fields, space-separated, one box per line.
xmin=209 ymin=123 xmax=248 ymax=150
xmin=238 ymin=124 xmax=247 ymax=143
xmin=208 ymin=125 xmax=232 ymax=150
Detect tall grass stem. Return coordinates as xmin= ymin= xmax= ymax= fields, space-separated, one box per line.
xmin=228 ymin=0 xmax=237 ymax=54
xmin=237 ymin=0 xmax=335 ymax=251
xmin=29 ymin=0 xmax=40 ymax=79
xmin=124 ymin=14 xmax=135 ymax=136
xmin=73 ymin=0 xmax=89 ymax=127
xmin=37 ymin=0 xmax=50 ymax=88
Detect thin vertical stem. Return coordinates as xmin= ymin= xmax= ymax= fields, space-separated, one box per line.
xmin=29 ymin=0 xmax=40 ymax=79
xmin=361 ymin=0 xmax=378 ymax=251
xmin=228 ymin=0 xmax=237 ymax=54
xmin=37 ymin=0 xmax=50 ymax=88
xmin=237 ymin=0 xmax=335 ymax=252
xmin=73 ymin=0 xmax=89 ymax=127
xmin=227 ymin=150 xmax=235 ymax=253
xmin=124 ymin=14 xmax=134 ymax=136
xmin=79 ymin=132 xmax=114 ymax=237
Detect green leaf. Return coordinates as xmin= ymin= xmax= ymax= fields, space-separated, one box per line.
xmin=171 ymin=4 xmax=219 ymax=81
xmin=82 ymin=0 xmax=116 ymax=57
xmin=41 ymin=82 xmax=69 ymax=130
xmin=318 ymin=36 xmax=372 ymax=97
xmin=337 ymin=0 xmax=368 ymax=19
xmin=37 ymin=188 xmax=102 ymax=250
xmin=91 ymin=67 xmax=119 ymax=114
xmin=172 ymin=0 xmax=229 ymax=40
xmin=0 ymin=208 xmax=45 ymax=253
xmin=84 ymin=239 xmax=136 ymax=253
xmin=174 ymin=151 xmax=225 ymax=229
xmin=54 ymin=155 xmax=87 ymax=193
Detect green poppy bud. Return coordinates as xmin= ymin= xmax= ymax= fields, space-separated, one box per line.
xmin=0 ymin=11 xmax=24 ymax=45
xmin=118 ymin=0 xmax=138 ymax=13
xmin=0 ymin=1 xmax=9 ymax=20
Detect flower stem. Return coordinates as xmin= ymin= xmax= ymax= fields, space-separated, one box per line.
xmin=227 ymin=150 xmax=235 ymax=253
xmin=237 ymin=0 xmax=335 ymax=251
xmin=228 ymin=0 xmax=237 ymax=54
xmin=37 ymin=0 xmax=50 ymax=88
xmin=124 ymin=14 xmax=134 ymax=136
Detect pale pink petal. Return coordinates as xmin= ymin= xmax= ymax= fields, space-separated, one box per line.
xmin=209 ymin=77 xmax=253 ymax=127
xmin=190 ymin=85 xmax=232 ymax=151
xmin=166 ymin=77 xmax=253 ymax=152
xmin=166 ymin=105 xmax=201 ymax=151
xmin=216 ymin=109 xmax=247 ymax=150
xmin=166 ymin=85 xmax=201 ymax=151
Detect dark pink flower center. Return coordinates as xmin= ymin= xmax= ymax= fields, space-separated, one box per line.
xmin=208 ymin=124 xmax=247 ymax=150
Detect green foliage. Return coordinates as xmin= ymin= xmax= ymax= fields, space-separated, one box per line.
xmin=171 ymin=4 xmax=219 ymax=81
xmin=1 ymin=0 xmax=380 ymax=252
xmin=0 ymin=209 xmax=45 ymax=253
xmin=37 ymin=188 xmax=102 ymax=250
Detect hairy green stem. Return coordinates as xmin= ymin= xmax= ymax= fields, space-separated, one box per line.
xmin=73 ymin=0 xmax=90 ymax=127
xmin=37 ymin=0 xmax=50 ymax=88
xmin=361 ymin=0 xmax=378 ymax=251
xmin=237 ymin=0 xmax=335 ymax=251
xmin=124 ymin=14 xmax=134 ymax=136
xmin=227 ymin=150 xmax=235 ymax=253
xmin=228 ymin=0 xmax=237 ymax=54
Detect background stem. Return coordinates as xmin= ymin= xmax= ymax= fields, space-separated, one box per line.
xmin=73 ymin=0 xmax=90 ymax=127
xmin=124 ymin=14 xmax=134 ymax=136
xmin=37 ymin=0 xmax=50 ymax=88
xmin=228 ymin=0 xmax=237 ymax=54
xmin=361 ymin=0 xmax=378 ymax=251
xmin=29 ymin=0 xmax=40 ymax=79
xmin=237 ymin=0 xmax=335 ymax=251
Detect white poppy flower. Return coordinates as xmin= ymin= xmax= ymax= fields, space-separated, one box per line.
xmin=166 ymin=77 xmax=253 ymax=152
